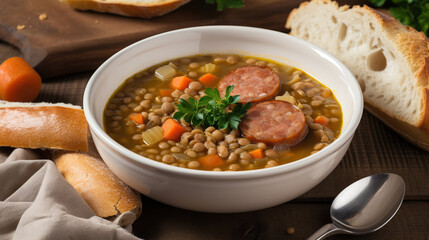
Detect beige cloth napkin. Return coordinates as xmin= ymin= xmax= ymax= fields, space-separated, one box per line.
xmin=0 ymin=148 xmax=142 ymax=240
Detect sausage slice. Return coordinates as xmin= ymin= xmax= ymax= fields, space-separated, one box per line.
xmin=218 ymin=65 xmax=280 ymax=103
xmin=239 ymin=100 xmax=307 ymax=146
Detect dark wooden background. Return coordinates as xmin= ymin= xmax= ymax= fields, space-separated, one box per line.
xmin=1 ymin=0 xmax=428 ymax=239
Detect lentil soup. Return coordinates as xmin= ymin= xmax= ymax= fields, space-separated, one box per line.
xmin=103 ymin=54 xmax=343 ymax=171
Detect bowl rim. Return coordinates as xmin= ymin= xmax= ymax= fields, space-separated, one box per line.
xmin=83 ymin=25 xmax=363 ymax=179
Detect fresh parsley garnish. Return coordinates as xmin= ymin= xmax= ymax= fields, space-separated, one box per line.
xmin=369 ymin=0 xmax=429 ymax=36
xmin=205 ymin=0 xmax=245 ymax=11
xmin=173 ymin=85 xmax=251 ymax=130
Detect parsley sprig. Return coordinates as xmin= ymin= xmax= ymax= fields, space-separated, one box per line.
xmin=369 ymin=0 xmax=429 ymax=36
xmin=173 ymin=85 xmax=251 ymax=129
xmin=205 ymin=0 xmax=244 ymax=11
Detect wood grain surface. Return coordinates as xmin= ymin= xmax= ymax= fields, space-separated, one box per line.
xmin=1 ymin=0 xmax=367 ymax=78
xmin=1 ymin=0 xmax=429 ymax=239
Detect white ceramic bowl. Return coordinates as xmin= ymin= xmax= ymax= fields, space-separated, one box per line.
xmin=84 ymin=26 xmax=363 ymax=213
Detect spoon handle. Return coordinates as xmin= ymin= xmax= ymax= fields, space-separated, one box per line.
xmin=306 ymin=223 xmax=343 ymax=240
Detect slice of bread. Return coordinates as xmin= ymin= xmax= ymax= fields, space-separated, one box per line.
xmin=0 ymin=101 xmax=88 ymax=151
xmin=60 ymin=0 xmax=191 ymax=18
xmin=286 ymin=0 xmax=429 ymax=151
xmin=55 ymin=152 xmax=142 ymax=222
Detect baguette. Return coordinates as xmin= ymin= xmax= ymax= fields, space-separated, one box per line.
xmin=60 ymin=0 xmax=191 ymax=18
xmin=54 ymin=152 xmax=142 ymax=221
xmin=286 ymin=0 xmax=429 ymax=151
xmin=0 ymin=101 xmax=88 ymax=152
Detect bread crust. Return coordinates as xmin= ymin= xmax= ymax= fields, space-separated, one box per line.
xmin=286 ymin=0 xmax=429 ymax=150
xmin=55 ymin=152 xmax=142 ymax=219
xmin=0 ymin=105 xmax=88 ymax=151
xmin=365 ymin=100 xmax=429 ymax=151
xmin=60 ymin=0 xmax=191 ymax=18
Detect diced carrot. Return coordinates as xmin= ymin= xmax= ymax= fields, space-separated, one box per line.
xmin=249 ymin=148 xmax=264 ymax=159
xmin=159 ymin=89 xmax=174 ymax=97
xmin=170 ymin=76 xmax=193 ymax=91
xmin=0 ymin=57 xmax=41 ymax=102
xmin=314 ymin=115 xmax=329 ymax=126
xmin=161 ymin=119 xmax=188 ymax=141
xmin=198 ymin=73 xmax=218 ymax=86
xmin=198 ymin=154 xmax=224 ymax=169
xmin=129 ymin=113 xmax=144 ymax=125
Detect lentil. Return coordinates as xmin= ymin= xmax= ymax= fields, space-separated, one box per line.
xmin=207 ymin=147 xmax=217 ymax=155
xmin=238 ymin=138 xmax=250 ymax=146
xmin=265 ymin=149 xmax=279 ymax=158
xmin=186 ymin=150 xmax=198 ymax=158
xmin=171 ymin=146 xmax=182 ymax=153
xmin=218 ymin=145 xmax=229 ymax=158
xmin=189 ymin=81 xmax=203 ymax=91
xmin=240 ymin=152 xmax=252 ymax=160
xmin=212 ymin=130 xmax=224 ymax=141
xmin=193 ymin=142 xmax=206 ymax=152
xmin=229 ymin=164 xmax=241 ymax=171
xmin=189 ymin=62 xmax=200 ymax=69
xmin=188 ymin=161 xmax=200 ymax=169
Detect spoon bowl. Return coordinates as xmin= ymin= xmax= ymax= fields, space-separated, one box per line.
xmin=308 ymin=173 xmax=405 ymax=239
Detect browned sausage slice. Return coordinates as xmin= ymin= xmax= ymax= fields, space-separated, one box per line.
xmin=239 ymin=100 xmax=307 ymax=146
xmin=218 ymin=65 xmax=280 ymax=103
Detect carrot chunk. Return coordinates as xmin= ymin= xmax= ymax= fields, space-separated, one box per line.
xmin=161 ymin=119 xmax=188 ymax=141
xmin=198 ymin=73 xmax=218 ymax=86
xmin=314 ymin=115 xmax=329 ymax=126
xmin=129 ymin=113 xmax=144 ymax=125
xmin=170 ymin=76 xmax=193 ymax=91
xmin=198 ymin=154 xmax=224 ymax=169
xmin=159 ymin=89 xmax=174 ymax=97
xmin=0 ymin=57 xmax=41 ymax=102
xmin=249 ymin=148 xmax=264 ymax=159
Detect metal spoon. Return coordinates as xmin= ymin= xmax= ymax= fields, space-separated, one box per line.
xmin=307 ymin=173 xmax=405 ymax=240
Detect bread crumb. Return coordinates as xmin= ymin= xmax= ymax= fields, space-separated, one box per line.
xmin=95 ymin=20 xmax=99 ymax=24
xmin=17 ymin=25 xmax=25 ymax=30
xmin=286 ymin=227 xmax=295 ymax=235
xmin=39 ymin=13 xmax=48 ymax=21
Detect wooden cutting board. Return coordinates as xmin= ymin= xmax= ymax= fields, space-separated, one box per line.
xmin=0 ymin=0 xmax=368 ymax=78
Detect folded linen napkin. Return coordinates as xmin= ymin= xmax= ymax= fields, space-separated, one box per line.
xmin=0 ymin=148 xmax=142 ymax=240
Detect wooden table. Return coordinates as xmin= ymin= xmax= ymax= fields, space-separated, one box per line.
xmin=1 ymin=0 xmax=428 ymax=239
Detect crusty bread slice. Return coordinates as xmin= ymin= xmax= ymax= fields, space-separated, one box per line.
xmin=60 ymin=0 xmax=191 ymax=18
xmin=0 ymin=101 xmax=88 ymax=152
xmin=286 ymin=0 xmax=429 ymax=151
xmin=55 ymin=152 xmax=142 ymax=221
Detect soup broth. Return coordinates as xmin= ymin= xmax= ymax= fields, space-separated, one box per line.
xmin=103 ymin=54 xmax=342 ymax=171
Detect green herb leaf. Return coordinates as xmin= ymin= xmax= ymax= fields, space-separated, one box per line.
xmin=198 ymin=96 xmax=212 ymax=107
xmin=177 ymin=98 xmax=193 ymax=112
xmin=229 ymin=95 xmax=241 ymax=105
xmin=205 ymin=0 xmax=245 ymax=11
xmin=234 ymin=102 xmax=252 ymax=116
xmin=228 ymin=114 xmax=241 ymax=130
xmin=205 ymin=87 xmax=221 ymax=101
xmin=207 ymin=114 xmax=216 ymax=126
xmin=371 ymin=0 xmax=386 ymax=7
xmin=225 ymin=85 xmax=234 ymax=98
xmin=183 ymin=114 xmax=191 ymax=123
xmin=173 ymin=85 xmax=252 ymax=130
xmin=390 ymin=6 xmax=414 ymax=26
xmin=218 ymin=117 xmax=229 ymax=129
xmin=369 ymin=0 xmax=429 ymax=36
xmin=173 ymin=111 xmax=186 ymax=120
xmin=188 ymin=97 xmax=197 ymax=106
xmin=418 ymin=3 xmax=429 ymax=33
xmin=191 ymin=112 xmax=204 ymax=127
